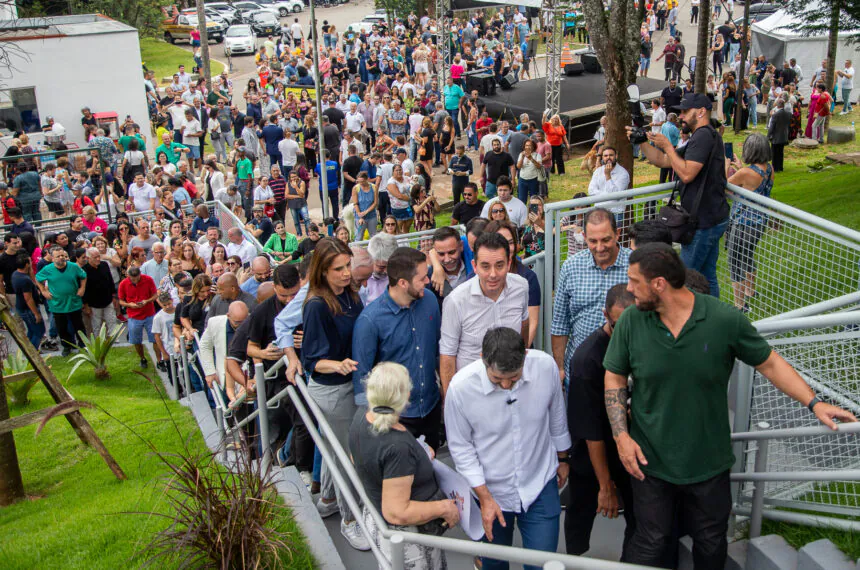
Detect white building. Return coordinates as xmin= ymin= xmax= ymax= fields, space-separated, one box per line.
xmin=0 ymin=14 xmax=149 ymax=148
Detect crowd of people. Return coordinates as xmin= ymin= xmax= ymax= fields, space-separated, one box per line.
xmin=0 ymin=4 xmax=857 ymax=570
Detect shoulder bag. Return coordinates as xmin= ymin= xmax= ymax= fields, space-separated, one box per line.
xmin=658 ymin=127 xmax=719 ymax=245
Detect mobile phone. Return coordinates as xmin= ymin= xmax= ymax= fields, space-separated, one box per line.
xmin=529 ymin=203 xmax=539 ymax=215
xmin=724 ymin=142 xmax=734 ymax=161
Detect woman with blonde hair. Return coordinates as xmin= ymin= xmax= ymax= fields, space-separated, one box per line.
xmin=541 ymin=112 xmax=569 ymax=175
xmin=180 ymin=242 xmax=205 ymax=277
xmin=349 ymin=362 xmax=459 ymax=569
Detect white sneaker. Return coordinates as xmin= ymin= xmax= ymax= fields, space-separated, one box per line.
xmin=316 ymin=497 xmax=339 ymax=518
xmin=341 ymin=519 xmax=371 ymax=551
xmin=299 ymin=470 xmax=313 ymax=489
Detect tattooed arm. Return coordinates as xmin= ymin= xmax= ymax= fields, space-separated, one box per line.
xmin=605 ymin=371 xmax=648 ymax=481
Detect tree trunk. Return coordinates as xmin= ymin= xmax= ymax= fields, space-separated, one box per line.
xmin=733 ymin=0 xmax=751 ymax=132
xmin=824 ymin=0 xmax=841 ymax=134
xmin=196 ymin=0 xmax=212 ymax=93
xmin=694 ymin=0 xmax=711 ymax=93
xmin=581 ymin=0 xmax=640 ymax=178
xmin=0 ymin=370 xmax=26 ymax=506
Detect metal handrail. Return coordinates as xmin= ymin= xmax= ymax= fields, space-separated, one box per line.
xmin=350 ymin=224 xmax=466 ymax=247
xmin=731 ymin=421 xmax=860 ymax=442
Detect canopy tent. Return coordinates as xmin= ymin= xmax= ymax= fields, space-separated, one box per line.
xmin=751 ymin=10 xmax=860 ymax=94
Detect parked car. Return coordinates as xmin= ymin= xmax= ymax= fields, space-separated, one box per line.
xmin=207 ymin=2 xmax=243 ymax=24
xmin=362 ymin=13 xmax=388 ymax=28
xmin=224 ymin=25 xmax=256 ymax=56
xmin=180 ymin=8 xmax=229 ymax=27
xmin=349 ymin=21 xmax=375 ymax=35
xmin=162 ymin=13 xmax=224 ymax=44
xmin=254 ymin=0 xmax=304 ymax=16
xmin=246 ymin=10 xmax=282 ymax=37
xmin=233 ymin=1 xmax=280 ymax=18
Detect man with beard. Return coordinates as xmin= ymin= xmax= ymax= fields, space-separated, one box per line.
xmin=352 ymin=247 xmax=443 ymax=448
xmin=630 ymin=93 xmax=729 ymax=298
xmin=604 ymin=243 xmax=856 ymax=569
xmin=587 ymin=147 xmax=630 ymax=228
xmin=550 ymin=209 xmax=631 ymax=384
xmin=660 ymin=78 xmax=683 ymax=110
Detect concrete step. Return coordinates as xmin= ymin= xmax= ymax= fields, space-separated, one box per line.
xmin=797 ymin=539 xmax=856 ymax=570
xmin=747 ymin=534 xmax=798 ymax=570
xmin=679 ymin=536 xmax=748 ymax=570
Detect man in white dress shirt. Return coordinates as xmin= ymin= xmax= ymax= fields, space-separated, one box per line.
xmin=445 ymin=327 xmax=571 ymax=570
xmin=225 ymin=227 xmax=257 ymax=265
xmin=587 ymin=147 xmax=630 ymax=224
xmin=439 ymin=231 xmax=529 ymax=397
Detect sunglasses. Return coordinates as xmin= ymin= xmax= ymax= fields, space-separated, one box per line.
xmin=384 ymin=222 xmax=396 ymax=227
xmin=491 ymin=208 xmax=506 ymax=214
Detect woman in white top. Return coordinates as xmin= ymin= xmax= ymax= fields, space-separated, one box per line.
xmin=253 ymin=176 xmax=275 ymax=217
xmin=516 ymin=139 xmax=543 ymax=202
xmin=208 ymin=108 xmax=227 ymax=163
xmin=203 ymin=160 xmax=226 ymax=201
xmin=386 ymin=164 xmax=414 ymax=235
xmin=121 ymin=137 xmax=148 ymax=187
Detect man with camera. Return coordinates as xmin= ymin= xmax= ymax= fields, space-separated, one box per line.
xmin=628 ymin=93 xmax=729 ymax=297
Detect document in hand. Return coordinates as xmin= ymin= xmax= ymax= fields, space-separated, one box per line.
xmin=432 ymin=460 xmax=485 ymax=541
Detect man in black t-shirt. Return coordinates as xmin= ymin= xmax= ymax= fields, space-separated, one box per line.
xmin=12 ymin=255 xmax=45 ymax=349
xmin=660 ymin=79 xmax=683 ymax=110
xmin=480 ymin=138 xmax=515 ymax=198
xmin=632 ymin=93 xmax=729 ymax=298
xmin=451 ymin=182 xmax=485 ymax=226
xmin=322 ymin=98 xmax=346 ymax=132
xmin=0 ymin=233 xmax=22 ymax=303
xmin=341 ymin=145 xmax=364 ymax=206
xmin=288 ymin=224 xmax=322 ymax=262
xmin=566 ymin=284 xmax=636 ymax=557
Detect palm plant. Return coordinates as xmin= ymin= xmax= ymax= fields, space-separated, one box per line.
xmin=69 ymin=324 xmax=126 ymax=380
xmin=3 ymin=350 xmax=39 ymax=407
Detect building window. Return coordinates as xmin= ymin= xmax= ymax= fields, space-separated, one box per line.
xmin=0 ymin=87 xmax=41 ymax=134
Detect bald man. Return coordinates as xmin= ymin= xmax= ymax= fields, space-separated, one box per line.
xmin=199 ymin=300 xmax=249 ymax=393
xmin=208 ymin=272 xmax=257 ymax=323
xmin=240 ymin=255 xmax=272 ymax=297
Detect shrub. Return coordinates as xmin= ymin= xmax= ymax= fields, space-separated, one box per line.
xmin=3 ymin=350 xmax=39 ymax=407
xmin=69 ymin=324 xmax=126 ymax=380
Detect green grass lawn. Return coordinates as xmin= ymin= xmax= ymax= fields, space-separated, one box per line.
xmin=141 ymin=38 xmax=225 ymax=85
xmin=0 ymin=347 xmax=314 ymax=569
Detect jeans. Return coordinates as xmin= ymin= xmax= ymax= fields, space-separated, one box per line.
xmin=485 ymin=181 xmax=498 ymax=199
xmin=447 ymin=109 xmax=461 ymax=137
xmin=627 ymin=471 xmax=731 ymax=570
xmin=19 ymin=309 xmax=45 ymax=349
xmin=468 ymin=122 xmax=479 ymax=150
xmin=481 ymin=478 xmax=562 ymax=570
xmin=290 ymin=205 xmax=310 ymax=236
xmin=517 ymin=176 xmax=539 ymax=202
xmin=680 ymin=219 xmax=729 ymax=298
xmin=212 ymin=137 xmax=227 ymax=163
xmin=409 ymin=138 xmax=420 ymax=162
xmin=20 ymin=199 xmax=42 ymax=223
xmin=843 ymin=88 xmax=853 ymax=112
xmin=748 ymin=95 xmax=758 ymax=126
xmin=355 ymin=211 xmax=378 ymax=240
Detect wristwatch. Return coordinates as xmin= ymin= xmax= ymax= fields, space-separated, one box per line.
xmin=807 ymin=395 xmax=822 ymax=413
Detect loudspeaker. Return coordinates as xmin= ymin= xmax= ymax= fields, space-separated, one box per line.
xmin=564 ymin=63 xmax=585 ymax=76
xmin=582 ymin=53 xmax=602 ymax=73
xmin=498 ymin=72 xmax=519 ymax=90
xmin=466 ymin=72 xmax=496 ymax=96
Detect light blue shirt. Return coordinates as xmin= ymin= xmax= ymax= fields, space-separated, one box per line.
xmin=172 ymin=187 xmax=192 ymax=205
xmin=240 ymin=276 xmax=264 ymax=297
xmin=275 ymin=283 xmax=309 ymax=349
xmin=661 ymin=122 xmax=680 ymax=148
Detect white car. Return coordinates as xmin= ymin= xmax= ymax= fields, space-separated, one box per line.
xmin=224 ymin=25 xmax=256 ymax=56
xmin=349 ymin=21 xmax=375 ymax=35
xmin=232 ymin=1 xmax=279 ymax=18
xmin=256 ymin=0 xmax=304 ymax=16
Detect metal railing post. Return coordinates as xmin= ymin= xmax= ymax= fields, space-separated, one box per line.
xmin=543 ymin=208 xmax=556 ymax=347
xmin=179 ymin=341 xmax=193 ymax=398
xmin=254 ymin=363 xmax=271 ymax=473
xmin=215 ymin=405 xmax=226 ymax=459
xmin=389 ymin=533 xmax=406 ymax=570
xmin=168 ymin=354 xmax=180 ymax=400
xmin=749 ymin=422 xmax=771 ymax=539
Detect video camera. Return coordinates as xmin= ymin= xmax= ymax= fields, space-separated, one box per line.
xmin=627 ymin=84 xmax=649 ymax=145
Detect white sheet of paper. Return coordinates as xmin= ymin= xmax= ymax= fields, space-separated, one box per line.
xmin=432 ymin=459 xmax=485 ymax=541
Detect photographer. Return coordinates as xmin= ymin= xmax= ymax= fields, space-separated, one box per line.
xmin=628 ymin=93 xmax=729 ymax=297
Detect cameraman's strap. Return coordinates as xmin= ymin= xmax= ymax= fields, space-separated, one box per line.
xmin=684 ymin=126 xmax=719 ymax=225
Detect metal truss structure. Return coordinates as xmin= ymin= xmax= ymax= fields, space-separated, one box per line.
xmin=436 ymin=0 xmax=451 ymax=86
xmin=544 ymin=7 xmax=564 ymax=117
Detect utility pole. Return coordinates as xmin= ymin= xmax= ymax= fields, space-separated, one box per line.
xmin=196 ymin=0 xmax=212 ymax=92
xmin=309 ymin=0 xmax=329 ymax=219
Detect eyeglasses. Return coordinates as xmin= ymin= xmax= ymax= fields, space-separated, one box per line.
xmin=491 ymin=208 xmax=506 ymax=214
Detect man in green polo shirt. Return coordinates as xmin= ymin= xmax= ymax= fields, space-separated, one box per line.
xmin=234 ymin=146 xmax=254 ymax=219
xmin=36 ymin=245 xmax=88 ymax=356
xmin=603 ymin=243 xmax=856 ymax=570
xmin=118 ymin=124 xmax=146 ymax=152
xmin=154 ymin=131 xmax=189 ymax=165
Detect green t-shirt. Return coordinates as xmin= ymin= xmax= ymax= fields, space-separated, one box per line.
xmin=154 ymin=142 xmax=188 ymax=165
xmin=237 ymin=158 xmax=253 ymax=180
xmin=118 ymin=134 xmax=146 ymax=152
xmin=603 ymin=293 xmax=772 ymax=485
xmin=36 ymin=262 xmax=87 ymax=314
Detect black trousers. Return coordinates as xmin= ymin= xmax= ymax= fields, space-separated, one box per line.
xmin=627 ymin=470 xmax=732 ymax=570
xmin=377 ymin=191 xmax=391 ymax=221
xmin=285 ymin=387 xmax=314 ymax=472
xmin=771 ymin=143 xmax=785 ymax=172
xmin=452 ymin=177 xmax=467 ymax=203
xmin=564 ymin=457 xmax=636 ymax=559
xmin=400 ymin=399 xmax=443 ymax=451
xmin=55 ymin=309 xmax=85 ymax=349
xmin=551 ymin=144 xmax=566 ymax=175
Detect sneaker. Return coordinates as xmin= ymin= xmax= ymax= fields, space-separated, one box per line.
xmin=300 ymin=470 xmax=313 ymax=488
xmin=140 ymin=358 xmax=148 ymax=369
xmin=316 ymin=497 xmax=339 ymax=518
xmin=340 ymin=520 xmax=371 ymax=551
xmin=276 ymin=445 xmax=290 ymax=468
xmin=840 ymin=110 xmax=849 ymax=115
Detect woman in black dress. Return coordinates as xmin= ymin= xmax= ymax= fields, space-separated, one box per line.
xmin=419 ymin=116 xmax=435 ymax=175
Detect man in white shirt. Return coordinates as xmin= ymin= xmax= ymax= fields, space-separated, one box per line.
xmin=181 ymin=83 xmax=204 ymax=106
xmin=290 ymin=18 xmax=303 ymax=47
xmin=439 ymin=232 xmax=529 ymax=395
xmin=180 ymin=108 xmax=203 ymax=170
xmin=340 ymin=131 xmax=365 ymax=163
xmin=336 ymin=93 xmax=351 ymax=114
xmin=480 ymin=177 xmax=528 ymax=226
xmin=395 ymin=148 xmax=414 ymax=177
xmin=140 ymin=243 xmax=170 ymax=285
xmin=129 ymin=173 xmax=157 ymax=212
xmin=176 ymin=65 xmax=192 ymax=89
xmin=445 ymin=327 xmax=570 ymax=566
xmin=225 ymin=227 xmax=257 ymax=265
xmin=649 ymin=100 xmax=666 ymax=134
xmin=588 ymin=147 xmax=630 ymax=222
xmin=789 ymin=58 xmax=803 ymax=84
xmin=278 ymin=130 xmax=300 ymax=174
xmin=810 ymin=59 xmax=827 ymax=90
xmin=345 ymin=102 xmax=365 ymax=134
xmin=837 ymin=59 xmax=855 ymax=114
xmin=197 ymin=227 xmax=225 ymax=266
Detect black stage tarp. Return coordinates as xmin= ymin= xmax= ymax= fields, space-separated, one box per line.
xmin=481 ymin=75 xmax=667 ymax=143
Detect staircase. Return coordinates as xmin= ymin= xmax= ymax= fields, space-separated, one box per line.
xmin=679 ymin=534 xmax=856 ymax=570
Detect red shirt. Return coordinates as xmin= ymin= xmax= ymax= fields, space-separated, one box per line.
xmin=73 ymin=196 xmax=95 ymax=215
xmin=815 ymin=92 xmax=832 ymax=116
xmin=118 ymin=274 xmax=157 ymax=320
xmin=476 ymin=117 xmax=493 ymax=130
xmin=83 ymin=216 xmax=108 ymax=236
xmin=1 ymin=196 xmax=19 ymax=224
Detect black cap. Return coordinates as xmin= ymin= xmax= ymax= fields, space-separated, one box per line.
xmin=678 ymin=93 xmax=712 ymax=111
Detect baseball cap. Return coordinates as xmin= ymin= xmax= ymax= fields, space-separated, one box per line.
xmin=252 ymin=204 xmax=264 ymax=212
xmin=678 ymin=93 xmax=713 ymax=111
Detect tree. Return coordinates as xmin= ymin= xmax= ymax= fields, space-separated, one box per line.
xmin=580 ymin=0 xmax=641 ymax=176
xmin=0 ymin=369 xmax=26 ymax=506
xmin=196 ymin=0 xmax=212 ymax=92
xmin=694 ymin=0 xmax=712 ymax=93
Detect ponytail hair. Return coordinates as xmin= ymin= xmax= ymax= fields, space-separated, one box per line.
xmin=365 ymin=362 xmax=412 ymax=434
